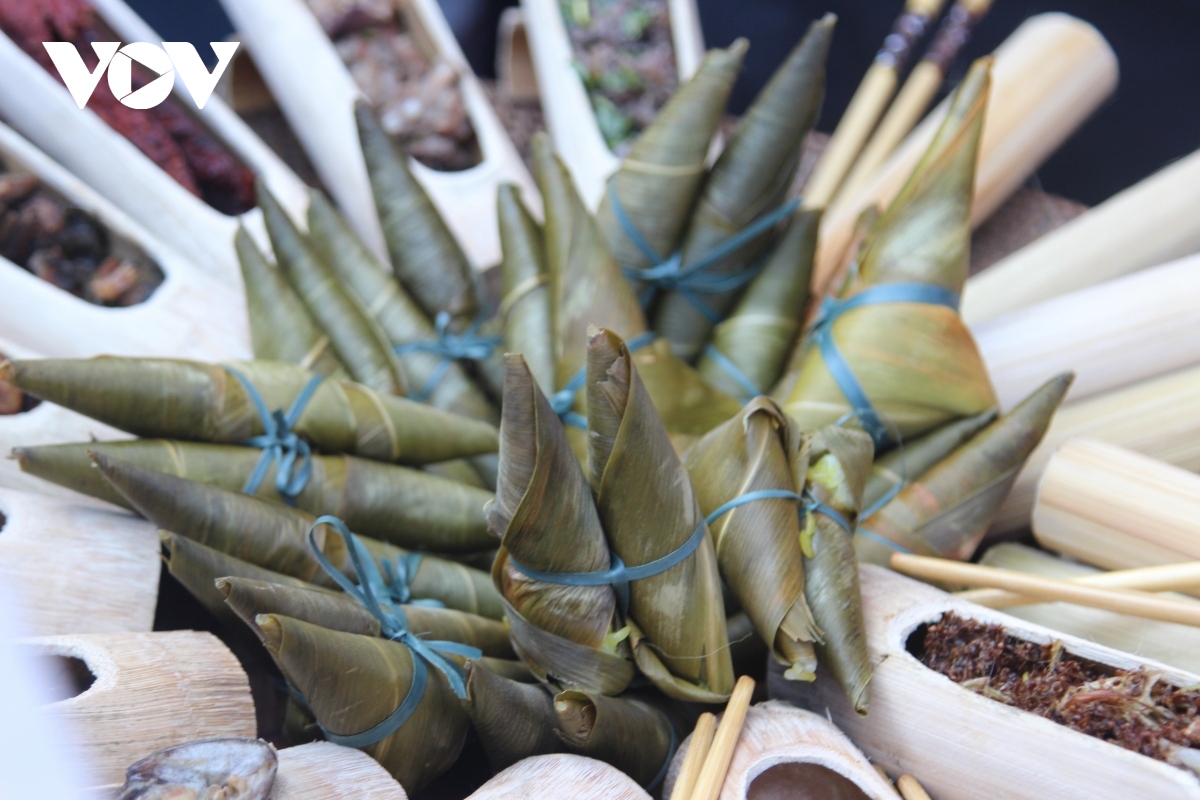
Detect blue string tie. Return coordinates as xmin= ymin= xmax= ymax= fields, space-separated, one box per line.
xmin=304 ymin=515 xmax=481 ymax=748
xmin=550 ymin=331 xmax=657 ymax=430
xmin=702 ymin=343 xmax=763 ymax=403
xmin=393 ymin=311 xmax=503 ymax=402
xmin=808 ymin=282 xmax=959 ymax=451
xmin=224 ymin=366 xmax=324 ymax=506
xmin=610 ymin=192 xmax=801 ymax=322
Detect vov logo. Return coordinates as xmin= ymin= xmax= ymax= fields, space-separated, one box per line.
xmin=42 ymin=42 xmax=239 ymax=110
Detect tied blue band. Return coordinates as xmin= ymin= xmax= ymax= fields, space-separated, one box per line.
xmin=702 ymin=343 xmax=762 ymax=403
xmin=224 ymin=367 xmax=324 ymax=506
xmin=550 ymin=331 xmax=657 ymax=430
xmin=855 ymin=525 xmax=914 ymax=555
xmin=394 ymin=311 xmax=503 ymax=402
xmin=305 ymin=516 xmax=481 ymax=748
xmin=809 ymin=283 xmax=959 ymax=450
xmin=610 ymin=192 xmax=801 ymax=322
xmin=509 ymin=489 xmax=852 ymax=618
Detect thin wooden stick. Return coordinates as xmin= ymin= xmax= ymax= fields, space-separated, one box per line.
xmin=897 ymin=774 xmax=934 ymax=800
xmin=802 ymin=0 xmax=946 ymax=209
xmin=890 ymin=554 xmax=1200 ymax=627
xmin=669 ymin=712 xmax=716 ymax=800
xmin=692 ymin=675 xmax=756 ymax=800
xmin=958 ymin=560 xmax=1200 ymax=608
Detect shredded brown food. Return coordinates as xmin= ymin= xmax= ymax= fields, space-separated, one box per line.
xmin=921 ymin=613 xmax=1200 ymax=769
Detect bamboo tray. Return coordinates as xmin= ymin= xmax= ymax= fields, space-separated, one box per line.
xmin=520 ymin=0 xmax=705 ymax=208
xmin=220 ymin=0 xmax=539 ymax=270
xmin=0 ymin=0 xmax=310 ymax=286
xmin=770 ymin=565 xmax=1200 ymax=800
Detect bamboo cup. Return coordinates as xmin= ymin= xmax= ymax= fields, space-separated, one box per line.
xmin=974 ymin=252 xmax=1200 ymax=410
xmin=962 ymin=146 xmax=1200 ymax=325
xmin=890 ymin=553 xmax=1200 ymax=626
xmin=990 ymin=367 xmax=1200 ymax=535
xmin=768 ymin=565 xmax=1200 ymax=800
xmin=466 ymin=753 xmax=651 ymax=800
xmin=273 ymin=742 xmax=410 ymax=800
xmin=24 ymin=631 xmax=255 ymax=787
xmin=813 ymin=13 xmax=1117 ymax=294
xmin=668 ymin=713 xmax=716 ymax=800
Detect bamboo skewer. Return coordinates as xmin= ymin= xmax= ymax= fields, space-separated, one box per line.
xmin=897 ymin=775 xmax=934 ymax=800
xmin=802 ymin=0 xmax=947 ymax=209
xmin=889 ymin=553 xmax=1200 ymax=627
xmin=962 ymin=146 xmax=1200 ymax=325
xmin=974 ymin=252 xmax=1200 ymax=410
xmin=668 ymin=713 xmax=716 ymax=800
xmin=813 ymin=13 xmax=1117 ymax=295
xmin=837 ymin=0 xmax=996 ymax=205
xmin=692 ymin=675 xmax=756 ymax=800
xmin=958 ymin=560 xmax=1200 ymax=608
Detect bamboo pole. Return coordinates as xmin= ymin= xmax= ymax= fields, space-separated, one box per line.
xmin=837 ymin=0 xmax=996 ymax=204
xmin=813 ymin=13 xmax=1117 ymax=294
xmin=990 ymin=366 xmax=1200 ymax=535
xmin=959 ymin=560 xmax=1200 ymax=608
xmin=897 ymin=775 xmax=934 ymax=800
xmin=962 ymin=146 xmax=1200 ymax=325
xmin=974 ymin=252 xmax=1200 ymax=410
xmin=273 ymin=743 xmax=410 ymax=799
xmin=668 ymin=713 xmax=716 ymax=800
xmin=693 ymin=675 xmax=756 ymax=800
xmin=889 ymin=553 xmax=1200 ymax=626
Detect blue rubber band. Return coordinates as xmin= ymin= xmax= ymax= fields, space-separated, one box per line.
xmin=224 ymin=367 xmax=324 ymax=506
xmin=394 ymin=311 xmax=503 ymax=402
xmin=645 ymin=722 xmax=678 ymax=792
xmin=702 ymin=343 xmax=762 ymax=402
xmin=550 ymin=331 xmax=657 ymax=430
xmin=855 ymin=525 xmax=914 ymax=555
xmin=808 ymin=283 xmax=959 ymax=450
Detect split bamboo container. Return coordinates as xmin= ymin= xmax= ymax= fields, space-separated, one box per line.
xmin=962 ymin=146 xmax=1200 ymax=325
xmin=974 ymin=252 xmax=1200 ymax=410
xmin=664 ymin=701 xmax=900 ymax=800
xmin=22 ymin=631 xmax=255 ymax=788
xmin=0 ymin=121 xmax=251 ymax=362
xmin=0 ymin=2 xmax=309 ymax=285
xmin=813 ymin=13 xmax=1117 ymax=294
xmin=0 ymin=488 xmax=159 ymax=636
xmin=990 ymin=366 xmax=1200 ymax=535
xmin=520 ymin=0 xmax=706 ymax=207
xmin=273 ymin=742 xmax=410 ymax=800
xmin=466 ymin=754 xmax=651 ymax=800
xmin=769 ymin=565 xmax=1200 ymax=800
xmin=221 ymin=0 xmax=539 ymax=269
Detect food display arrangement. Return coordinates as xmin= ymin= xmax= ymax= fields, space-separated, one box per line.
xmin=1 ymin=0 xmax=1199 ymax=798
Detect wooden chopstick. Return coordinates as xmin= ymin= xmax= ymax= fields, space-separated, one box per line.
xmin=890 ymin=553 xmax=1200 ymax=626
xmin=669 ymin=712 xmax=716 ymax=800
xmin=691 ymin=675 xmax=756 ymax=800
xmin=957 ymin=560 xmax=1200 ymax=608
xmin=897 ymin=773 xmax=934 ymax=800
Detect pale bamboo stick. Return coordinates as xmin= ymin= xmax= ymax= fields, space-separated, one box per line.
xmin=974 ymin=252 xmax=1200 ymax=410
xmin=693 ymin=675 xmax=756 ymax=800
xmin=890 ymin=553 xmax=1200 ymax=626
xmin=958 ymin=560 xmax=1200 ymax=608
xmin=990 ymin=367 xmax=1200 ymax=535
xmin=897 ymin=775 xmax=934 ymax=800
xmin=813 ymin=13 xmax=1117 ymax=294
xmin=668 ymin=713 xmax=716 ymax=800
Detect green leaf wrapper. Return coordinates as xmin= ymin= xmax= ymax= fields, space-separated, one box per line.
xmin=498 ymin=184 xmax=554 ymax=396
xmin=462 ymin=661 xmax=565 ymax=771
xmin=553 ymin=690 xmax=675 ymax=787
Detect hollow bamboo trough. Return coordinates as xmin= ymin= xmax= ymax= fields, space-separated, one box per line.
xmin=467 ymin=754 xmax=652 ymax=799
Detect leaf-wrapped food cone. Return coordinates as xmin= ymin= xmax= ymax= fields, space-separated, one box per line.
xmin=257 ymin=613 xmax=469 ymax=792
xmin=258 ymin=183 xmax=407 ymax=396
xmin=498 ymin=183 xmax=555 ymax=396
xmin=356 ymin=101 xmax=478 ymax=327
xmin=462 ymin=660 xmax=565 ymax=772
xmin=14 ymin=440 xmax=496 ymax=553
xmin=586 ymin=329 xmax=733 ymax=702
xmin=781 ymin=59 xmax=998 ymax=443
xmin=553 ymin=690 xmax=675 ymax=788
xmin=1 ymin=357 xmax=498 ymax=465
xmin=856 ymin=373 xmax=1073 ymax=566
xmin=803 ymin=425 xmax=874 ymax=715
xmin=684 ymin=397 xmax=821 ymax=681
xmin=236 ymin=226 xmax=345 ymax=378
xmin=596 ymin=42 xmax=748 ymax=279
xmin=656 ymin=17 xmax=834 ymax=359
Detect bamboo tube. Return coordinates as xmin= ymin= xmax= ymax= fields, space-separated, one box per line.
xmin=813 ymin=13 xmax=1118 ymax=294
xmin=803 ymin=0 xmax=947 ymax=209
xmin=991 ymin=366 xmax=1200 ymax=535
xmin=24 ymin=631 xmax=255 ymax=787
xmin=668 ymin=713 xmax=716 ymax=800
xmin=889 ymin=553 xmax=1200 ymax=626
xmin=962 ymin=146 xmax=1200 ymax=325
xmin=273 ymin=742 xmax=410 ymax=800
xmin=837 ymin=0 xmax=996 ymax=204
xmin=960 ymin=560 xmax=1200 ymax=608
xmin=466 ymin=753 xmax=651 ymax=800
xmin=693 ymin=675 xmax=756 ymax=800
xmin=0 ymin=488 xmax=158 ymax=636
xmin=972 ymin=543 xmax=1200 ymax=675
xmin=768 ymin=565 xmax=1200 ymax=800
xmin=897 ymin=775 xmax=933 ymax=800
xmin=1032 ymin=439 xmax=1200 ymax=569
xmin=974 ymin=252 xmax=1200 ymax=410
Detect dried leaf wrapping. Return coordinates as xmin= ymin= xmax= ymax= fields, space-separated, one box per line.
xmin=553 ymin=690 xmax=675 ymax=787
xmin=498 ymin=184 xmax=555 ymax=396
xmin=586 ymin=329 xmax=732 ymax=702
xmin=856 ymin=374 xmax=1072 ymax=565
xmin=463 ymin=661 xmax=565 ymax=771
